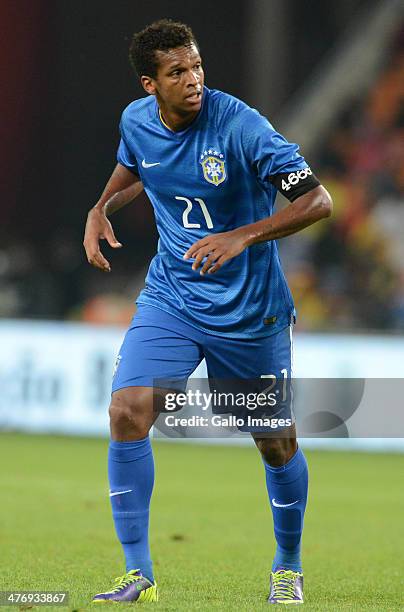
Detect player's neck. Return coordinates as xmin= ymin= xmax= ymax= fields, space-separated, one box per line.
xmin=158 ymin=106 xmax=199 ymax=132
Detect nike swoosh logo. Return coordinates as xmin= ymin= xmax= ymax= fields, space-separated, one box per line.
xmin=142 ymin=159 xmax=160 ymax=168
xmin=109 ymin=489 xmax=133 ymax=497
xmin=272 ymin=498 xmax=299 ymax=508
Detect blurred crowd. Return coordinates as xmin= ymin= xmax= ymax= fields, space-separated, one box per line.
xmin=282 ymin=34 xmax=404 ymax=332
xmin=1 ymin=31 xmax=403 ymax=333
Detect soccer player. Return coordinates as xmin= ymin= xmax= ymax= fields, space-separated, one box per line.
xmin=83 ymin=19 xmax=332 ymax=605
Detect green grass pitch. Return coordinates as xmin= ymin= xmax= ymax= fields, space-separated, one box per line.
xmin=1 ymin=433 xmax=403 ymax=611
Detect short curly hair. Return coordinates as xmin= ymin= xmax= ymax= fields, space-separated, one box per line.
xmin=129 ymin=19 xmax=199 ymax=78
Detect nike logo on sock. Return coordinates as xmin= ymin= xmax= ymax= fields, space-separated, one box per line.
xmin=272 ymin=498 xmax=299 ymax=508
xmin=109 ymin=489 xmax=133 ymax=497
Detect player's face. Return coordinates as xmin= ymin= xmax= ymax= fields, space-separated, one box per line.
xmin=142 ymin=44 xmax=204 ymax=115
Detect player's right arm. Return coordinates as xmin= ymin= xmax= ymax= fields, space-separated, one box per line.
xmin=83 ymin=163 xmax=143 ymax=272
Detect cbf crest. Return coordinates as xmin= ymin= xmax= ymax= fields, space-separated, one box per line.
xmin=200 ymin=148 xmax=226 ymax=186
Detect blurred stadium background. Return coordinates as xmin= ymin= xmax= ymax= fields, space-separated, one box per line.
xmin=1 ymin=1 xmax=404 ymax=609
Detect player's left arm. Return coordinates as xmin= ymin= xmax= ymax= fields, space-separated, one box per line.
xmin=184 ymin=183 xmax=332 ymax=275
xmin=242 ymin=182 xmax=332 ymax=242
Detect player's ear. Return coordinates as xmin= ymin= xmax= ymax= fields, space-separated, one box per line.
xmin=141 ymin=75 xmax=156 ymax=96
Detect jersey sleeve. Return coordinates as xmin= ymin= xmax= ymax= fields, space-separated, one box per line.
xmin=116 ymin=117 xmax=139 ymax=175
xmin=239 ymin=108 xmax=319 ymax=201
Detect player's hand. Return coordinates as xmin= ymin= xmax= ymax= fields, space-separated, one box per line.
xmin=183 ymin=228 xmax=249 ymax=275
xmin=83 ymin=208 xmax=122 ymax=272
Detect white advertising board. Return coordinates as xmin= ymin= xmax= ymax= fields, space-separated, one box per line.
xmin=0 ymin=320 xmax=403 ymax=451
xmin=0 ymin=320 xmax=122 ymax=435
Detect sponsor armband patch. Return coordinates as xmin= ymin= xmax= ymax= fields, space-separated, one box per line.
xmin=269 ymin=167 xmax=320 ymax=202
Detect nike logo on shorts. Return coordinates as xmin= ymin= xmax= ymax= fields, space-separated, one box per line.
xmin=142 ymin=159 xmax=160 ymax=168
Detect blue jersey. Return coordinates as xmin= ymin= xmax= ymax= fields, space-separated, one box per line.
xmin=117 ymin=87 xmax=308 ymax=339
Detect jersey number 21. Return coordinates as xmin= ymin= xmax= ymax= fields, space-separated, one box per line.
xmin=175 ymin=196 xmax=213 ymax=229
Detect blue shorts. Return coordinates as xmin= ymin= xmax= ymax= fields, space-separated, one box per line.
xmin=112 ymin=304 xmax=293 ymax=391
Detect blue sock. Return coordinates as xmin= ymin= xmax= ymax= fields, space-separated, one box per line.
xmin=263 ymin=447 xmax=308 ymax=572
xmin=108 ymin=437 xmax=154 ymax=582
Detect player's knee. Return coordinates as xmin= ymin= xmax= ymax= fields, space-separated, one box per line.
xmin=255 ymin=437 xmax=297 ymax=467
xmin=109 ymin=399 xmax=150 ymax=440
xmin=109 ymin=402 xmax=133 ymax=429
